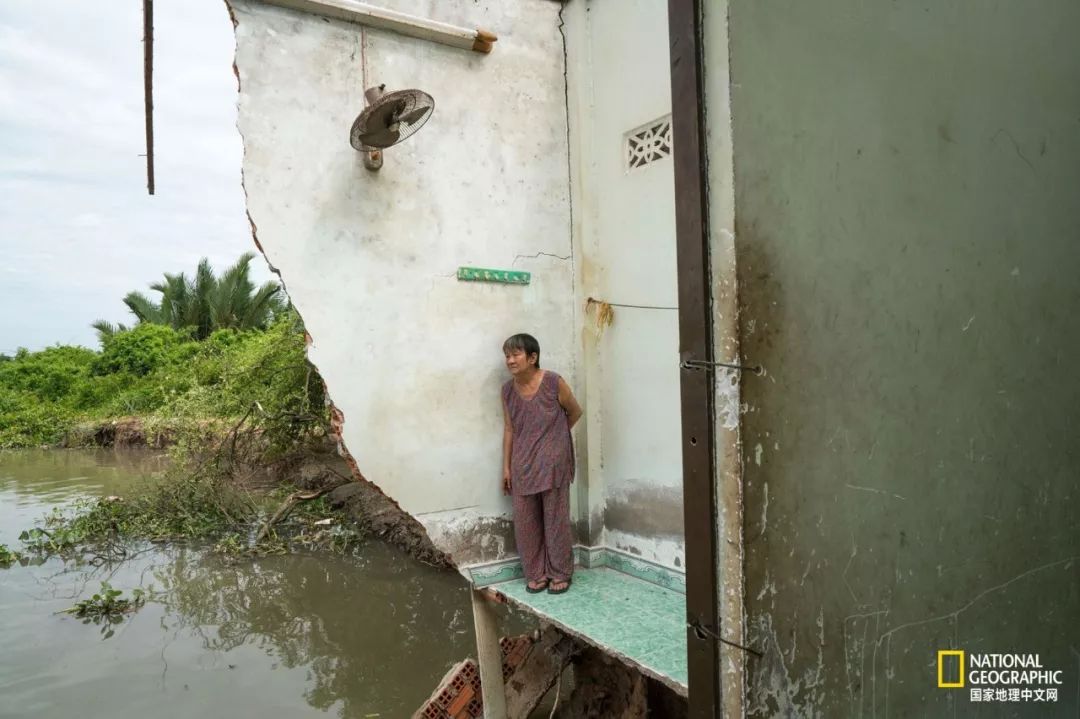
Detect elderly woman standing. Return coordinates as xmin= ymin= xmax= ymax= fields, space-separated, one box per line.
xmin=501 ymin=333 xmax=582 ymax=594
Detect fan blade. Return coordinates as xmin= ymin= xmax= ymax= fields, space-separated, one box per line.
xmin=397 ymin=106 xmax=431 ymax=126
xmin=385 ymin=100 xmax=409 ymax=123
xmin=358 ymin=127 xmax=400 ymax=148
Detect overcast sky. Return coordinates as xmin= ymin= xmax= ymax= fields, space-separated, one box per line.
xmin=0 ymin=0 xmax=270 ymax=353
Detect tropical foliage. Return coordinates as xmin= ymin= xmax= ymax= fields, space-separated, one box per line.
xmin=3 ymin=254 xmax=345 ymax=575
xmin=0 ymin=311 xmax=324 ymax=450
xmin=0 ymin=253 xmax=325 ymax=450
xmin=93 ymin=252 xmax=285 ymax=342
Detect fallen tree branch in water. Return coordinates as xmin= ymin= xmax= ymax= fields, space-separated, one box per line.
xmin=254 ymin=484 xmax=344 ymax=544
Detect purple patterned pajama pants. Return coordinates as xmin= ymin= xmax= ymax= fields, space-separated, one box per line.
xmin=512 ymin=483 xmax=573 ymax=583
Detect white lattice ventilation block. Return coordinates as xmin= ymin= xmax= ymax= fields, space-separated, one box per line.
xmin=625 ymin=114 xmax=673 ymax=170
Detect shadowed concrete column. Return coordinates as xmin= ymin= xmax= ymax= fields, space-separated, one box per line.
xmin=471 ymin=590 xmax=507 ymax=718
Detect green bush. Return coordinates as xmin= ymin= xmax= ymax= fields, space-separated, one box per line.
xmin=69 ymin=371 xmax=139 ymax=412
xmin=154 ymin=311 xmax=327 ymax=457
xmin=92 ymin=324 xmax=193 ymax=377
xmin=0 ymin=387 xmax=76 ymax=447
xmin=0 ymin=345 xmax=96 ymax=403
xmin=0 ymin=307 xmax=325 ymax=452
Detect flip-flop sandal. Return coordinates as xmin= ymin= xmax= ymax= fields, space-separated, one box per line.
xmin=525 ymin=579 xmax=549 ymax=594
xmin=547 ymin=579 xmax=572 ymax=595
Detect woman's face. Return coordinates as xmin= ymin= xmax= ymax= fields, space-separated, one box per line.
xmin=504 ymin=348 xmax=535 ymax=376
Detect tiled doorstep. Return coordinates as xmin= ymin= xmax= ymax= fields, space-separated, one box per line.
xmin=490 ymin=566 xmax=688 ymax=695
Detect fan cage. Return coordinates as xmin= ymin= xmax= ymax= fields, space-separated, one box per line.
xmin=350 ymin=89 xmax=435 ymax=150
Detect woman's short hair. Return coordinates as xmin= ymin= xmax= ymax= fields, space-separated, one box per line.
xmin=502 ymin=333 xmax=541 ymax=368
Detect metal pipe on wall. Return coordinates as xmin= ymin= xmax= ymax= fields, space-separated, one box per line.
xmin=258 ymin=0 xmax=497 ymax=53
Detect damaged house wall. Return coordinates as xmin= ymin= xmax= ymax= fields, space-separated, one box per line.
xmin=228 ymin=0 xmax=577 ymax=566
xmin=726 ymin=0 xmax=1080 ymax=715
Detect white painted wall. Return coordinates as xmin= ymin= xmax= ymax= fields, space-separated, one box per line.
xmin=229 ymin=0 xmax=575 ymax=564
xmin=568 ymin=0 xmax=685 ymax=569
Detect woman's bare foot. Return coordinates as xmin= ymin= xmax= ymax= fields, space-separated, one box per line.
xmin=547 ymin=579 xmax=571 ymax=594
xmin=525 ymin=579 xmax=549 ymax=593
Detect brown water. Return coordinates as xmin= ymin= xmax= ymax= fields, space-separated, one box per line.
xmin=0 ymin=449 xmax=494 ymax=718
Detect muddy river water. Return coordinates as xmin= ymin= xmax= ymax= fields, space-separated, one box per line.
xmin=0 ymin=449 xmax=491 ymax=718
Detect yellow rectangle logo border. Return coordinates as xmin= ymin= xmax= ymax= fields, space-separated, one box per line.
xmin=938 ymin=650 xmax=965 ymax=688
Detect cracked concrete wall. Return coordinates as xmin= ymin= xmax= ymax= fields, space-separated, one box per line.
xmin=564 ymin=0 xmax=685 ymax=570
xmin=728 ymin=0 xmax=1080 ymax=715
xmin=228 ymin=0 xmax=576 ymax=566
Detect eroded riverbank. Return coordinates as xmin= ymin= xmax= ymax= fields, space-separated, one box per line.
xmin=0 ymin=449 xmax=489 ymax=718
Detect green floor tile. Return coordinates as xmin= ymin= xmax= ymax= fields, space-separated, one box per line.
xmin=491 ymin=567 xmax=688 ymax=690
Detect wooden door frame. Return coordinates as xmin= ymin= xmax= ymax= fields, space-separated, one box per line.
xmin=667 ymin=0 xmax=723 ymax=715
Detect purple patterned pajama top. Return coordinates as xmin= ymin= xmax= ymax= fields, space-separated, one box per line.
xmin=502 ymin=370 xmax=575 ymax=496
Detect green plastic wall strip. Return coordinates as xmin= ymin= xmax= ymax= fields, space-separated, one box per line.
xmin=457 ymin=266 xmax=531 ymax=284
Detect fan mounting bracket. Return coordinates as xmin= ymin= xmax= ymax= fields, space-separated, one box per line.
xmin=362 ymin=146 xmax=383 ymax=171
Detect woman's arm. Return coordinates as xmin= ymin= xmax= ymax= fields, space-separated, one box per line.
xmin=557 ymin=377 xmax=584 ymax=429
xmin=502 ymin=396 xmax=513 ymax=495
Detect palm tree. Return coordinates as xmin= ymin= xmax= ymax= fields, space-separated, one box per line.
xmin=90 ymin=320 xmax=131 ymax=342
xmin=93 ymin=253 xmax=286 ymax=343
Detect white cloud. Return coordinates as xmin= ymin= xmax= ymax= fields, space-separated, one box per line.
xmin=69 ymin=213 xmax=103 ymax=228
xmin=0 ymin=0 xmax=267 ymax=353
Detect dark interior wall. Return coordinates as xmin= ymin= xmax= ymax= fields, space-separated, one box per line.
xmin=725 ymin=1 xmax=1080 ymax=715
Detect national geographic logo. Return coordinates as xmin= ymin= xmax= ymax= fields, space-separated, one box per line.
xmin=938 ymin=650 xmax=1064 ymax=704
xmin=938 ymin=650 xmax=965 ymax=688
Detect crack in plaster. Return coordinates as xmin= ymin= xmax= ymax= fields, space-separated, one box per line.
xmin=869 ymin=555 xmax=1077 ymax=655
xmin=990 ymin=128 xmax=1036 ymax=173
xmin=831 ymin=556 xmax=1080 ymax=718
xmin=556 ymin=0 xmax=575 ymax=292
xmin=512 ymin=251 xmax=572 ymax=266
xmin=844 ymin=483 xmax=907 ymax=502
xmin=428 ymin=271 xmax=457 ymax=293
